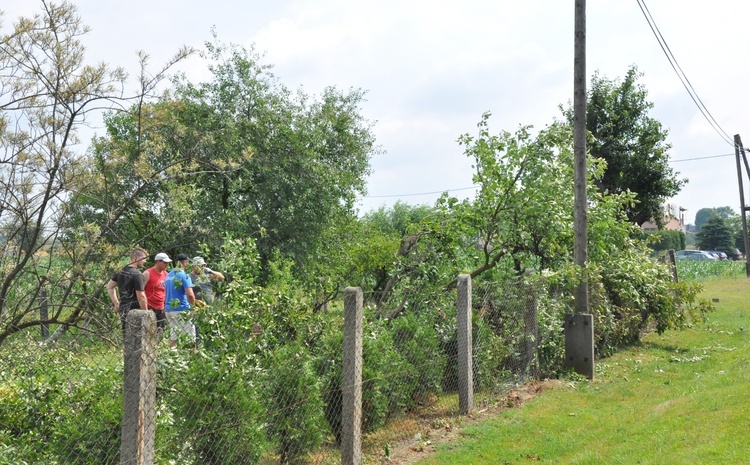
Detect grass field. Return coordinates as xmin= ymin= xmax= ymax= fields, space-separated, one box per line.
xmin=414 ymin=276 xmax=750 ymax=464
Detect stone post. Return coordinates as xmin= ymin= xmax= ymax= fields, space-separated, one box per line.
xmin=341 ymin=287 xmax=363 ymax=465
xmin=457 ymin=274 xmax=473 ymax=415
xmin=121 ymin=310 xmax=156 ymax=465
xmin=39 ymin=285 xmax=49 ymax=339
xmin=564 ymin=313 xmax=595 ymax=379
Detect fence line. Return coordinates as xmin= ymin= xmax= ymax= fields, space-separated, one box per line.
xmin=0 ymin=274 xmax=549 ymax=464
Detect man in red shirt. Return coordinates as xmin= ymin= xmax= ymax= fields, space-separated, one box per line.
xmin=143 ymin=252 xmax=172 ymax=332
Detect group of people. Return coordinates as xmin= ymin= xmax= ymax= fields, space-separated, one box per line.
xmin=106 ymin=248 xmax=225 ymax=346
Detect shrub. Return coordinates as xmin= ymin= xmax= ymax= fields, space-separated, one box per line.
xmin=643 ymin=230 xmax=686 ymax=253
xmin=158 ymin=350 xmax=266 ymax=465
xmin=0 ymin=339 xmax=123 ymax=464
xmin=316 ymin=318 xmax=416 ymax=443
xmin=389 ymin=311 xmax=445 ymax=405
xmin=262 ymin=342 xmax=326 ymax=464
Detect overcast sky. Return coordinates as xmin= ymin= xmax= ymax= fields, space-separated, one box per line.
xmin=4 ymin=1 xmax=748 ymax=224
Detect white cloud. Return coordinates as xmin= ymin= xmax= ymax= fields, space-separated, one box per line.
xmin=5 ymin=0 xmax=750 ymax=219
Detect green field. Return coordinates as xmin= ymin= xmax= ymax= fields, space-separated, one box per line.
xmin=415 ymin=276 xmax=750 ymax=464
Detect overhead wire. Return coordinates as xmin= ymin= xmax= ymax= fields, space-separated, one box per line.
xmin=636 ymin=0 xmax=735 ymax=146
xmin=368 ymin=3 xmax=740 ymax=201
xmin=363 ymin=152 xmax=733 ymax=199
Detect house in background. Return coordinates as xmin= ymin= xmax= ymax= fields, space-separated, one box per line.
xmin=641 ymin=203 xmax=687 ymax=232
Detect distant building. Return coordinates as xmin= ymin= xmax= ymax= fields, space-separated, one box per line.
xmin=641 ymin=203 xmax=686 ymax=233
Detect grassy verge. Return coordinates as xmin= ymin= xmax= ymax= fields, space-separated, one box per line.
xmin=415 ymin=277 xmax=750 ymax=464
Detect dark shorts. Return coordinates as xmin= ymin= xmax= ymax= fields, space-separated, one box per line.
xmin=149 ymin=308 xmax=166 ymax=330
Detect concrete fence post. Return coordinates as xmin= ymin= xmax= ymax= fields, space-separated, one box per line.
xmin=564 ymin=313 xmax=595 ymax=380
xmin=522 ymin=281 xmax=539 ymax=376
xmin=457 ymin=274 xmax=473 ymax=415
xmin=121 ymin=310 xmax=157 ymax=465
xmin=341 ymin=287 xmax=363 ymax=465
xmin=39 ymin=284 xmax=49 ymax=339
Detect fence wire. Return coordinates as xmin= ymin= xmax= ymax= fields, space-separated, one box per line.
xmin=0 ymin=276 xmax=567 ymax=464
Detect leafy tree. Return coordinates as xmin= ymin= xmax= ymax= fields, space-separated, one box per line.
xmin=167 ymin=36 xmax=378 ymax=276
xmin=0 ymin=1 xmax=191 ymax=345
xmin=695 ymin=206 xmax=735 ymax=232
xmin=569 ymin=66 xmax=686 ymax=226
xmin=696 ymin=216 xmax=734 ymax=254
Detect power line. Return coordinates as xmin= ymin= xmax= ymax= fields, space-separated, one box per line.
xmin=364 ymin=152 xmax=732 ymax=199
xmin=670 ymin=152 xmax=733 ymax=163
xmin=636 ymin=0 xmax=734 ymax=146
xmin=365 ymin=186 xmax=477 ymax=199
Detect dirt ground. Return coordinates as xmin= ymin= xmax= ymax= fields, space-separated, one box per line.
xmin=381 ymin=379 xmax=561 ymax=465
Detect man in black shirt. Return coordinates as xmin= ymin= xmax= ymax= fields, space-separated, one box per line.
xmin=107 ymin=247 xmax=149 ymax=336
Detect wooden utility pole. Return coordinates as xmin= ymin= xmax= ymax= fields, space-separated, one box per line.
xmin=573 ymin=0 xmax=588 ymax=312
xmin=734 ymin=134 xmax=750 ymax=277
xmin=564 ymin=0 xmax=595 ymax=380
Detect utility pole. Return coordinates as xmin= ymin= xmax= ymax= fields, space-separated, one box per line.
xmin=734 ymin=134 xmax=750 ymax=277
xmin=573 ymin=0 xmax=588 ymax=312
xmin=565 ymin=0 xmax=594 ymax=379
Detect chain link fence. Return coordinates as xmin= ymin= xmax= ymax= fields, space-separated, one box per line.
xmin=0 ymin=274 xmax=567 ymax=464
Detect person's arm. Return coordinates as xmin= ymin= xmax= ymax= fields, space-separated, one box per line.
xmin=205 ymin=267 xmax=225 ymax=281
xmin=106 ymin=279 xmax=119 ymax=313
xmin=142 ymin=269 xmax=150 ymax=285
xmin=136 ymin=289 xmax=148 ymax=310
xmin=185 ymin=286 xmax=204 ymax=307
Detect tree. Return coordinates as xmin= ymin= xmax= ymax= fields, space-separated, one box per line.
xmin=64 ymin=34 xmax=378 ymax=286
xmin=167 ymin=36 xmax=378 ymax=277
xmin=696 ymin=216 xmax=734 ymax=254
xmin=694 ymin=206 xmax=735 ymax=232
xmin=571 ymin=66 xmax=687 ymax=226
xmin=0 ymin=1 xmax=191 ymax=345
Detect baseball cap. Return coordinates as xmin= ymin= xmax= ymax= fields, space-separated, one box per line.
xmin=154 ymin=252 xmax=172 ymax=262
xmin=192 ymin=256 xmax=206 ymax=266
xmin=175 ymin=253 xmax=189 ymax=261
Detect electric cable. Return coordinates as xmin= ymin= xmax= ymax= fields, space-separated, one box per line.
xmin=636 ymin=0 xmax=734 ymax=146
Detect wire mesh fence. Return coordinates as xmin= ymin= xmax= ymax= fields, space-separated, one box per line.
xmin=0 ymin=274 xmax=567 ymax=464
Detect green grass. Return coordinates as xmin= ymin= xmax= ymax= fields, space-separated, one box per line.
xmin=416 ymin=277 xmax=750 ymax=464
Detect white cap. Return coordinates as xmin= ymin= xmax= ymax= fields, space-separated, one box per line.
xmin=154 ymin=252 xmax=172 ymax=262
xmin=192 ymin=256 xmax=206 ymax=266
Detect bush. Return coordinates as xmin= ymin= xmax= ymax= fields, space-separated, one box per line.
xmin=590 ymin=250 xmax=713 ymax=356
xmin=262 ymin=342 xmax=326 ymax=464
xmin=158 ymin=350 xmax=266 ymax=465
xmin=0 ymin=339 xmax=123 ymax=464
xmin=316 ymin=318 xmax=417 ymax=443
xmin=389 ymin=311 xmax=445 ymax=405
xmin=643 ymin=230 xmax=686 ymax=253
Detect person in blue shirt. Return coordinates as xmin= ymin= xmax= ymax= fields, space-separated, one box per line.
xmin=164 ymin=253 xmax=204 ymax=347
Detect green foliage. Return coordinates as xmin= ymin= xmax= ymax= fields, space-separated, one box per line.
xmin=389 ymin=311 xmax=446 ymax=402
xmin=694 ymin=206 xmax=735 ymax=232
xmin=677 ymin=259 xmax=746 ymax=281
xmin=0 ymin=1 xmax=171 ymax=346
xmin=262 ymin=342 xmax=325 ymax=464
xmin=451 ymin=117 xmax=578 ymax=275
xmin=364 ymin=201 xmax=437 ymax=236
xmin=158 ymin=350 xmax=266 ymax=465
xmin=571 ymin=65 xmax=686 ymax=226
xmin=0 ymin=340 xmax=122 ymax=464
xmin=642 ymin=230 xmax=686 ymax=253
xmin=588 ymin=247 xmax=713 ymax=355
xmin=165 ymin=35 xmax=377 ymax=276
xmin=697 ymin=216 xmax=735 ymax=256
xmin=315 ymin=317 xmax=417 ymax=443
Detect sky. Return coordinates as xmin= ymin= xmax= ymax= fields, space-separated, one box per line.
xmin=4 ymin=1 xmax=749 ymax=224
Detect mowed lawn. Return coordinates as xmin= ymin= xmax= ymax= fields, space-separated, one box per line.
xmin=416 ymin=277 xmax=750 ymax=464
